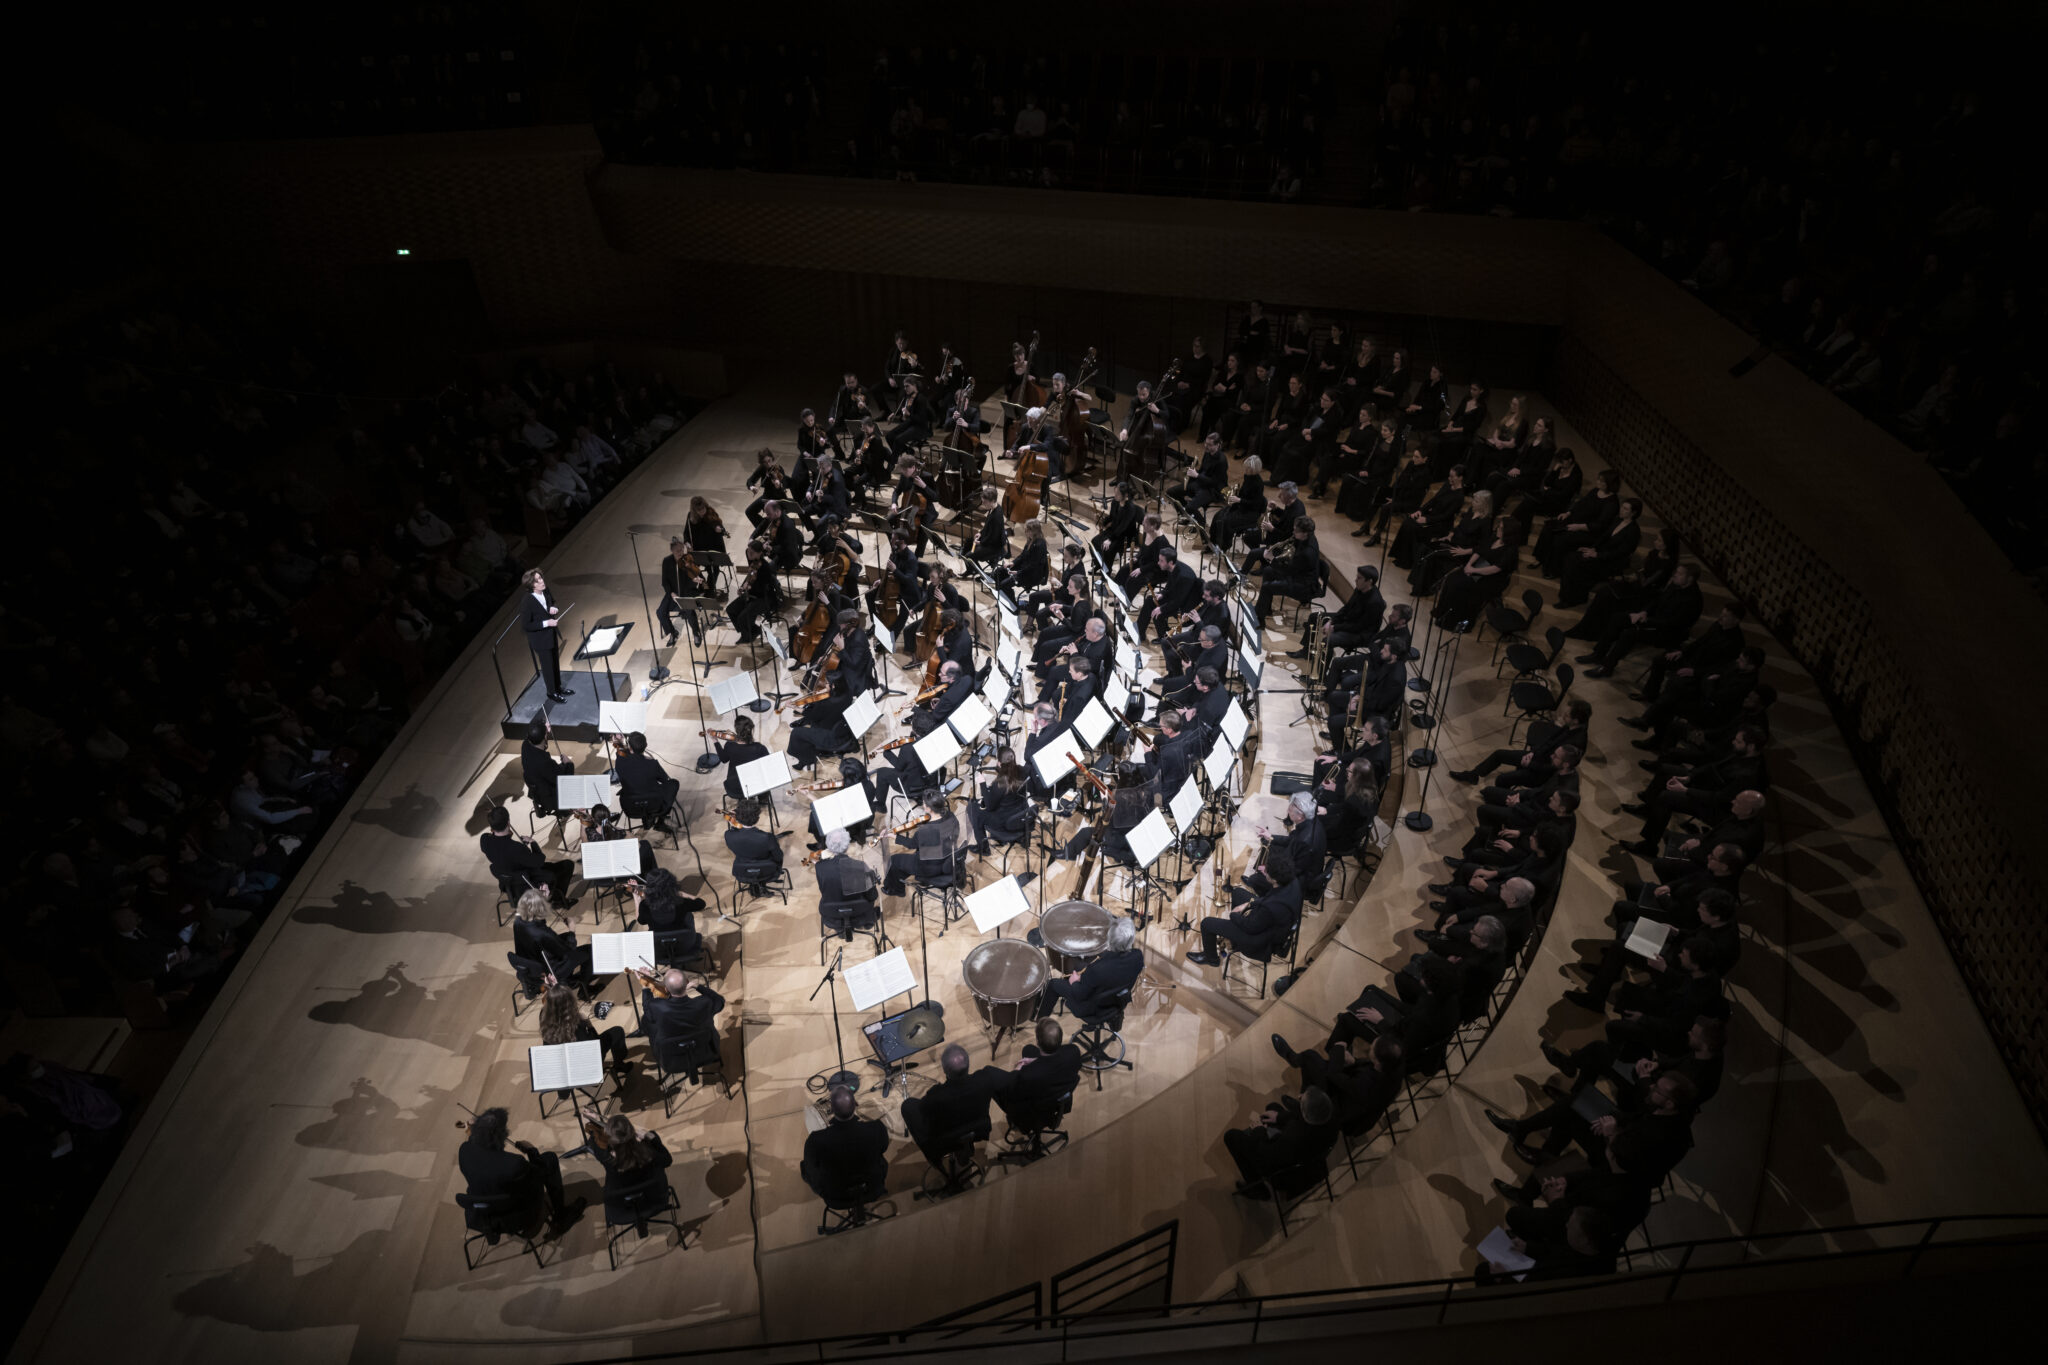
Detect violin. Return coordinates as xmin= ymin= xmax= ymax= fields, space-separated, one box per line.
xmin=890 ymin=811 xmax=936 ymax=836
xmin=801 ymin=849 xmax=826 ymax=866
xmin=582 ymin=1117 xmax=612 ymax=1151
xmin=722 ymin=811 xmax=745 ymax=829
xmin=779 ymin=686 xmax=832 ymax=714
xmin=875 ymin=735 xmax=915 ymax=753
xmin=701 ymin=728 xmax=739 ymax=741
xmin=803 ymin=779 xmax=849 ymax=793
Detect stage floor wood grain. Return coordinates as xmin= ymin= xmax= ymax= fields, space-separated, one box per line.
xmin=18 ymin=369 xmax=2048 ymax=1363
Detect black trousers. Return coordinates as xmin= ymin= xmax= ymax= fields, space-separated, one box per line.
xmin=1199 ymin=915 xmax=1268 ymax=959
xmin=531 ymin=641 xmax=564 ymax=695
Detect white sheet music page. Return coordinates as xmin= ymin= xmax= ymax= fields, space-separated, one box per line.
xmin=981 ymin=673 xmax=1013 ymax=717
xmin=813 ymin=782 xmax=874 ymax=834
xmin=965 ymin=875 xmax=1031 ymax=934
xmin=912 ymin=726 xmax=963 ymax=773
xmin=556 ymin=773 xmax=611 ymax=810
xmin=842 ymin=689 xmax=882 ymax=739
xmin=738 ymin=750 xmax=793 ymax=796
xmin=582 ymin=839 xmax=643 ymax=880
xmin=598 ymin=700 xmax=647 ymax=735
xmin=528 ymin=1039 xmax=604 ymax=1091
xmin=843 ymin=945 xmax=917 ymax=1011
xmin=1624 ymin=917 xmax=1674 ymax=959
xmin=1103 ymin=670 xmax=1129 ymax=715
xmin=1074 ymin=696 xmax=1116 ymax=749
xmin=1127 ymin=808 xmax=1174 ymax=868
xmin=589 ymin=930 xmax=656 ymax=976
xmin=583 ymin=626 xmax=626 ymax=656
xmin=1220 ymin=698 xmax=1250 ymax=749
xmin=1477 ymin=1226 xmax=1534 ymax=1280
xmin=1031 ymin=732 xmax=1079 ymax=785
xmin=1170 ymin=775 xmax=1204 ymax=831
xmin=1204 ymin=737 xmax=1235 ymax=789
xmin=707 ymin=673 xmax=760 ymax=715
xmin=947 ymin=694 xmax=993 ymax=744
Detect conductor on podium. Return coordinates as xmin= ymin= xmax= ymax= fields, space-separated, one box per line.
xmin=521 ymin=568 xmax=571 ymax=703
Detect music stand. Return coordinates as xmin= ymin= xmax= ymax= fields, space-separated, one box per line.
xmin=573 ymin=620 xmax=633 ymax=704
xmin=671 ymin=596 xmax=726 ymax=679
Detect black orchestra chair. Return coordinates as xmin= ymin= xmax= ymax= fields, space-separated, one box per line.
xmin=731 ymin=856 xmax=793 ymax=906
xmin=908 ymin=842 xmax=969 ymax=936
xmin=1070 ymin=984 xmax=1136 ymax=1090
xmin=1500 ymin=623 xmax=1567 ymax=685
xmin=653 ymin=927 xmax=714 ymax=976
xmin=1221 ymin=919 xmax=1301 ymax=1001
xmin=812 ymin=1175 xmax=891 ymax=1237
xmin=457 ymin=1184 xmax=554 ymax=1270
xmin=507 ymin=952 xmax=549 ymax=1020
xmin=602 ymin=1171 xmax=692 ymax=1270
xmin=619 ymin=791 xmax=681 ymax=849
xmin=909 ymin=1114 xmax=991 ymax=1203
xmin=994 ymin=1087 xmax=1076 ymax=1167
xmin=1482 ymin=589 xmax=1545 ymax=665
xmin=654 ymin=1033 xmax=730 ymax=1116
xmin=1507 ymin=662 xmax=1575 ymax=747
xmin=491 ymin=864 xmax=540 ymax=928
xmin=818 ymin=897 xmax=890 ymax=964
xmin=1244 ymin=1143 xmax=1342 ymax=1239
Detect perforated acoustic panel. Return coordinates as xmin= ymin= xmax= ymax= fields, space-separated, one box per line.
xmin=1552 ymin=334 xmax=2048 ymax=1129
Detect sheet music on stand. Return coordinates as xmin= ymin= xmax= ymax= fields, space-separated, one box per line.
xmin=590 ymin=930 xmax=656 ymax=976
xmin=996 ymin=637 xmax=1024 ymax=679
xmin=1031 ymin=732 xmax=1080 ymax=786
xmin=1127 ymin=808 xmax=1174 ymax=869
xmin=580 ymin=625 xmax=627 ymax=658
xmin=582 ymin=838 xmax=644 ymax=880
xmin=997 ymin=602 xmax=1020 ymax=642
xmin=912 ymin=725 xmax=963 ymax=773
xmin=1120 ymin=614 xmax=1144 ymax=652
xmin=965 ymin=875 xmax=1031 ymax=934
xmin=738 ymin=751 xmax=793 ymax=797
xmin=598 ymin=700 xmax=648 ymax=735
xmin=1074 ymin=696 xmax=1116 ymax=749
xmin=947 ymin=694 xmax=993 ymax=744
xmin=843 ymin=945 xmax=917 ymax=1012
xmin=761 ymin=628 xmax=790 ymax=662
xmin=813 ymin=782 xmax=873 ymax=834
xmin=1103 ymin=670 xmax=1130 ymax=716
xmin=1237 ymin=601 xmax=1262 ymax=648
xmin=1204 ymin=735 xmax=1235 ymax=789
xmin=981 ymin=673 xmax=1013 ymax=717
xmin=1170 ymin=775 xmax=1204 ymax=832
xmin=528 ymin=1039 xmax=604 ymax=1092
xmin=1624 ymin=917 xmax=1674 ymax=959
xmin=707 ymin=673 xmax=760 ymax=716
xmin=843 ymin=689 xmax=883 ymax=739
xmin=556 ymin=773 xmax=612 ymax=811
xmin=1116 ymin=642 xmax=1141 ymax=677
xmin=871 ymin=619 xmax=896 ymax=657
xmin=1220 ymin=698 xmax=1250 ymax=750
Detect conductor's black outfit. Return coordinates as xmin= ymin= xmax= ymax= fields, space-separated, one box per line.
xmin=522 ymin=589 xmax=568 ymax=700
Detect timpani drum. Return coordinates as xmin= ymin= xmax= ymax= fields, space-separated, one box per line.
xmin=963 ymin=938 xmax=1048 ymax=1030
xmin=1038 ymin=899 xmax=1115 ymax=974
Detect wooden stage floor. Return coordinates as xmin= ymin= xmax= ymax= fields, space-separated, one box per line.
xmin=17 ymin=369 xmax=2048 ymax=1363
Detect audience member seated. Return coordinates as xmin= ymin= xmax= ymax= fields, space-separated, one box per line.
xmin=802 ymin=1084 xmax=890 ymax=1206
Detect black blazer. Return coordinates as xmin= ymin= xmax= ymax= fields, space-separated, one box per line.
xmin=971 ymin=513 xmax=1009 ymax=567
xmin=1157 ymin=562 xmax=1202 ymax=618
xmin=1069 ymin=947 xmax=1144 ymax=1014
xmin=725 ymin=826 xmax=782 ymax=866
xmin=644 ymin=984 xmax=724 ymax=1050
xmin=522 ymin=742 xmax=571 ymax=801
xmin=512 ymin=917 xmax=577 ymax=969
xmin=520 ymin=590 xmax=560 ymax=649
xmin=1000 ymin=1044 xmax=1083 ymax=1116
xmin=460 ymin=1141 xmax=543 ymax=1202
xmin=1008 ymin=538 xmax=1049 ymax=592
xmin=481 ymin=829 xmax=545 ymax=872
xmin=803 ymin=1117 xmax=890 ymax=1193
xmin=615 ymin=752 xmax=672 ymax=802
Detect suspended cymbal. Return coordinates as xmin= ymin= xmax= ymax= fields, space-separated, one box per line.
xmin=900 ymin=1006 xmax=946 ymax=1049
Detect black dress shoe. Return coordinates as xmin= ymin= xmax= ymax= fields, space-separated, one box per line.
xmin=1562 ymin=988 xmax=1604 ymax=1012
xmin=1540 ymin=1041 xmax=1573 ymax=1071
xmin=1622 ymin=840 xmax=1658 ymax=857
xmin=1427 ymin=882 xmax=1455 ymax=895
xmin=1286 ymin=648 xmax=1310 ymax=659
xmin=1484 ymin=1108 xmax=1521 ymax=1138
xmin=1585 ymin=666 xmax=1613 ymax=679
xmin=1632 ymin=739 xmax=1660 ymax=752
xmin=1573 ymin=653 xmax=1602 ymax=665
xmin=1513 ymin=1140 xmax=1550 ymax=1166
xmin=1185 ymin=950 xmax=1220 ymax=967
xmin=1618 ymin=802 xmax=1649 ymax=817
xmin=1619 ymin=715 xmax=1651 ymax=731
xmin=1271 ymin=1033 xmax=1299 ymax=1065
xmin=1425 ymin=901 xmax=1448 ymax=915
xmin=1492 ymin=1178 xmax=1536 ymax=1206
xmin=548 ymin=690 xmax=574 ymax=703
xmin=1629 ymin=691 xmax=1650 ymax=702
xmin=1448 ymin=769 xmax=1478 ymax=784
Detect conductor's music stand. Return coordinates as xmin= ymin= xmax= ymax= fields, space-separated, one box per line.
xmin=573 ymin=620 xmax=634 ymax=703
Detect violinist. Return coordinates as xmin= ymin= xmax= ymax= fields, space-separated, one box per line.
xmin=579 ymin=802 xmax=655 ymax=880
xmin=815 ymin=828 xmax=883 ymax=938
xmin=459 ymin=1106 xmax=583 ymax=1233
xmin=888 ymin=455 xmax=939 ymax=553
xmin=885 ymin=375 xmax=936 ymax=457
xmin=744 ymin=449 xmax=794 ymax=527
xmin=591 ymin=1114 xmax=673 ymax=1206
xmin=521 ymin=720 xmax=573 ymax=810
xmin=633 ymin=866 xmax=705 ymax=960
xmin=850 ymin=417 xmax=891 ymax=494
xmin=711 ymin=714 xmax=768 ymax=800
xmin=538 ymin=978 xmax=629 ymax=1096
xmin=727 ymin=544 xmax=782 ymax=645
xmin=797 ymin=405 xmax=833 ymax=462
xmin=1178 ymin=431 xmax=1230 ymax=516
xmin=754 ymin=499 xmax=806 ymax=571
xmin=686 ymin=494 xmax=728 ymax=572
xmin=967 ymin=489 xmax=1008 ymax=568
xmin=723 ymin=797 xmax=783 ymax=869
xmin=931 ymin=342 xmax=966 ymax=395
xmin=872 ymin=710 xmax=939 ymax=805
xmin=884 ymin=329 xmax=919 ymax=396
xmin=1091 ymin=481 xmax=1142 ymax=565
xmin=964 ymin=747 xmax=1030 ymax=857
xmin=826 ymin=371 xmax=869 ymax=453
xmin=638 ymin=966 xmax=725 ymax=1084
xmin=1136 ymin=547 xmax=1202 ymax=645
xmin=805 ymin=452 xmax=850 ymax=522
xmin=920 ymin=659 xmax=974 ymax=724
xmin=991 ymin=518 xmax=1049 ymax=595
xmin=658 ymin=536 xmax=711 ymax=648
xmin=615 ymin=731 xmax=681 ymax=826
xmin=880 ymin=790 xmax=963 ymax=898
xmin=512 ymin=888 xmax=593 ymax=989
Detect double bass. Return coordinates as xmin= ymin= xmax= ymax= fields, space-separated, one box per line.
xmin=939 ymin=376 xmax=985 ymax=511
xmin=1002 ymin=331 xmax=1048 ymax=453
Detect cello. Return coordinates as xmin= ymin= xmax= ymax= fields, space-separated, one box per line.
xmin=940 ymin=375 xmax=985 ymax=511
xmin=1003 ymin=331 xmax=1048 ymax=453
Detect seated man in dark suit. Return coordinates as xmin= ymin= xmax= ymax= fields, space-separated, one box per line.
xmin=481 ymin=806 xmax=575 ymax=904
xmin=614 ymin=731 xmax=681 ymax=826
xmin=902 ymin=1043 xmax=1012 ymax=1167
xmin=1187 ymin=847 xmax=1301 ymax=968
xmin=631 ymin=867 xmax=705 ymax=963
xmin=641 ymin=966 xmax=725 ymax=1082
xmin=801 ymin=1084 xmax=891 ymax=1203
xmin=724 ymin=797 xmax=785 ymax=888
xmin=1160 ymin=625 xmax=1228 ymax=706
xmin=815 ymin=829 xmax=881 ymax=938
xmin=1327 ymin=952 xmax=1462 ymax=1061
xmin=520 ymin=721 xmax=573 ymax=811
xmin=458 ymin=1105 xmax=585 ymax=1232
xmin=1224 ymin=1084 xmax=1340 ymax=1193
xmin=1402 ymin=912 xmax=1507 ymax=1023
xmin=1036 ymin=915 xmax=1144 ymax=1019
xmin=1487 ymin=1072 xmax=1699 ymax=1191
xmin=997 ymin=1017 xmax=1084 ymax=1131
xmin=1269 ymin=1032 xmax=1405 ymax=1137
